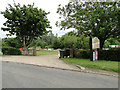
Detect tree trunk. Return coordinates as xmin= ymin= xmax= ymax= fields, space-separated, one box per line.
xmin=23 ymin=36 xmax=28 ymax=55
xmin=99 ymin=39 xmax=105 ymax=50
xmin=23 ymin=47 xmax=28 ymax=55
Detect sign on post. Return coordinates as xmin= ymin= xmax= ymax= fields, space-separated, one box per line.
xmin=92 ymin=37 xmax=100 ymax=61
xmin=93 ymin=52 xmax=95 ymax=61
xmin=89 ymin=37 xmax=100 ymax=61
xmin=92 ymin=37 xmax=100 ymax=49
xmin=109 ymin=45 xmax=120 ymax=48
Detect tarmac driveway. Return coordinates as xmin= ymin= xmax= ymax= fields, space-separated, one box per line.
xmin=1 ymin=55 xmax=118 ymax=77
xmin=2 ymin=55 xmax=79 ymax=71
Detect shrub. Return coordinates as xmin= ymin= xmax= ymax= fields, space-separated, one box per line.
xmin=73 ymin=49 xmax=120 ymax=61
xmin=73 ymin=50 xmax=90 ymax=59
xmin=99 ymin=49 xmax=120 ymax=61
xmin=2 ymin=47 xmax=22 ymax=55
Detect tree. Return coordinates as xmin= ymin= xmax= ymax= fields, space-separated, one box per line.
xmin=41 ymin=30 xmax=55 ymax=45
xmin=67 ymin=31 xmax=89 ymax=49
xmin=60 ymin=34 xmax=77 ymax=48
xmin=56 ymin=1 xmax=120 ymax=49
xmin=52 ymin=37 xmax=60 ymax=49
xmin=1 ymin=3 xmax=51 ymax=55
xmin=103 ymin=38 xmax=120 ymax=48
xmin=76 ymin=35 xmax=89 ymax=49
xmin=0 ymin=38 xmax=2 ymax=50
xmin=31 ymin=30 xmax=56 ymax=48
xmin=2 ymin=38 xmax=23 ymax=48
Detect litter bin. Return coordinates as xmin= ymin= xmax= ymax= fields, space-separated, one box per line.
xmin=65 ymin=49 xmax=70 ymax=57
xmin=59 ymin=49 xmax=70 ymax=58
xmin=33 ymin=49 xmax=37 ymax=56
xmin=59 ymin=50 xmax=65 ymax=58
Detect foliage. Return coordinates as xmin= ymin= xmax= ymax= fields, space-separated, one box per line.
xmin=2 ymin=47 xmax=22 ymax=55
xmin=60 ymin=34 xmax=77 ymax=48
xmin=61 ymin=58 xmax=118 ymax=72
xmin=76 ymin=34 xmax=89 ymax=49
xmin=45 ymin=46 xmax=49 ymax=49
xmin=52 ymin=37 xmax=60 ymax=49
xmin=2 ymin=38 xmax=23 ymax=48
xmin=103 ymin=38 xmax=120 ymax=48
xmin=73 ymin=50 xmax=90 ymax=59
xmin=56 ymin=1 xmax=120 ymax=49
xmin=40 ymin=30 xmax=55 ymax=46
xmin=73 ymin=49 xmax=120 ymax=61
xmin=0 ymin=38 xmax=1 ymax=48
xmin=1 ymin=3 xmax=51 ymax=55
xmin=31 ymin=30 xmax=57 ymax=49
xmin=30 ymin=31 xmax=90 ymax=49
xmin=99 ymin=49 xmax=120 ymax=61
xmin=59 ymin=33 xmax=89 ymax=49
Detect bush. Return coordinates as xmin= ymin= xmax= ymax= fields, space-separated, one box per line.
xmin=73 ymin=49 xmax=120 ymax=61
xmin=99 ymin=49 xmax=120 ymax=61
xmin=2 ymin=47 xmax=22 ymax=55
xmin=73 ymin=50 xmax=90 ymax=59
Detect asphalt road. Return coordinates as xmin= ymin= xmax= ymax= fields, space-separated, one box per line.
xmin=2 ymin=61 xmax=118 ymax=88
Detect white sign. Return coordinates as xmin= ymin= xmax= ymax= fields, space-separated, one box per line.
xmin=95 ymin=50 xmax=98 ymax=60
xmin=93 ymin=52 xmax=95 ymax=61
xmin=28 ymin=49 xmax=33 ymax=53
xmin=92 ymin=37 xmax=100 ymax=49
xmin=48 ymin=48 xmax=54 ymax=51
xmin=93 ymin=50 xmax=98 ymax=61
xmin=109 ymin=45 xmax=120 ymax=48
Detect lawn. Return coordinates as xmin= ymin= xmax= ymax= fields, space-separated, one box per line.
xmin=37 ymin=50 xmax=58 ymax=55
xmin=61 ymin=58 xmax=119 ymax=73
xmin=1 ymin=50 xmax=59 ymax=56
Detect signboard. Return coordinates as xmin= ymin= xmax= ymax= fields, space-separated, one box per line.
xmin=93 ymin=52 xmax=95 ymax=61
xmin=95 ymin=50 xmax=98 ymax=60
xmin=93 ymin=49 xmax=98 ymax=61
xmin=109 ymin=45 xmax=120 ymax=48
xmin=48 ymin=48 xmax=54 ymax=51
xmin=92 ymin=37 xmax=100 ymax=49
xmin=28 ymin=49 xmax=33 ymax=53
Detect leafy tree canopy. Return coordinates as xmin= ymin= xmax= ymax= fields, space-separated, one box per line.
xmin=2 ymin=37 xmax=23 ymax=48
xmin=1 ymin=3 xmax=51 ymax=55
xmin=56 ymin=1 xmax=120 ymax=49
xmin=31 ymin=30 xmax=57 ymax=49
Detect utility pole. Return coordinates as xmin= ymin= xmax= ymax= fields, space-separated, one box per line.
xmin=89 ymin=36 xmax=93 ymax=61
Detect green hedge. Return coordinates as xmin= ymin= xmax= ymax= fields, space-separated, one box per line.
xmin=2 ymin=47 xmax=22 ymax=55
xmin=99 ymin=49 xmax=120 ymax=61
xmin=73 ymin=50 xmax=90 ymax=59
xmin=73 ymin=49 xmax=120 ymax=61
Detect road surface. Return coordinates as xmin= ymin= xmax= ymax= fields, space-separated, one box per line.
xmin=2 ymin=61 xmax=118 ymax=88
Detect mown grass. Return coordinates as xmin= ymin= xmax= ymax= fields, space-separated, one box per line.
xmin=1 ymin=50 xmax=59 ymax=56
xmin=37 ymin=50 xmax=58 ymax=55
xmin=61 ymin=58 xmax=119 ymax=73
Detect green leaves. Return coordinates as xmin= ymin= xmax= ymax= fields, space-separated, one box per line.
xmin=1 ymin=3 xmax=51 ymax=50
xmin=56 ymin=1 xmax=120 ymax=49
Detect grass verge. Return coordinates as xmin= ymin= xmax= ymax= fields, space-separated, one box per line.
xmin=61 ymin=58 xmax=118 ymax=73
xmin=1 ymin=50 xmax=58 ymax=56
xmin=37 ymin=50 xmax=58 ymax=55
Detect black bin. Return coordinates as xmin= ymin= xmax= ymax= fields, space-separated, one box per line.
xmin=59 ymin=49 xmax=70 ymax=58
xmin=65 ymin=49 xmax=70 ymax=56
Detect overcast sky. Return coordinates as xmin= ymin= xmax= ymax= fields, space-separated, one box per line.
xmin=0 ymin=0 xmax=73 ymax=38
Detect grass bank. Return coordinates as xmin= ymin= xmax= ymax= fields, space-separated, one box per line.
xmin=37 ymin=50 xmax=58 ymax=55
xmin=61 ymin=58 xmax=118 ymax=73
xmin=2 ymin=50 xmax=58 ymax=56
